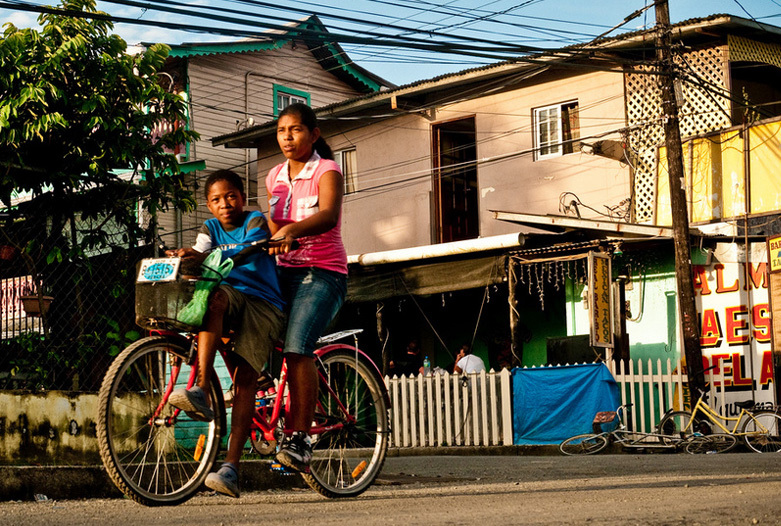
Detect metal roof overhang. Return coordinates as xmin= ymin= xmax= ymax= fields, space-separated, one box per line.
xmin=491 ymin=211 xmax=676 ymax=239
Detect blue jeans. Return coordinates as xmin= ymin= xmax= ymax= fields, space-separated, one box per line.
xmin=278 ymin=267 xmax=346 ymax=357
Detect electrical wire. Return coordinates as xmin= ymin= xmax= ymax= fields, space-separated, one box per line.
xmin=0 ymin=0 xmax=664 ymax=65
xmin=112 ymin=0 xmax=549 ymax=53
xmin=106 ymin=0 xmax=601 ymax=61
xmin=0 ymin=0 xmax=546 ymax=61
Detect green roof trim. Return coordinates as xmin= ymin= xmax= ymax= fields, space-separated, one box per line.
xmin=145 ymin=159 xmax=206 ymax=178
xmin=178 ymin=159 xmax=207 ymax=174
xmin=293 ymin=18 xmax=383 ymax=92
xmin=324 ymin=41 xmax=381 ymax=92
xmin=160 ymin=16 xmax=391 ymax=94
xmin=168 ymin=40 xmax=284 ymax=58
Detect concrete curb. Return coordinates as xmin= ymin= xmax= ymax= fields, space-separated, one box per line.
xmin=387 ymin=445 xmax=561 ymax=457
xmin=1 ymin=446 xmax=562 ymax=502
xmin=0 ymin=460 xmax=306 ymax=502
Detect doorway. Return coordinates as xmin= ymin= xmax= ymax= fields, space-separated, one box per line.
xmin=432 ymin=117 xmax=479 ymax=243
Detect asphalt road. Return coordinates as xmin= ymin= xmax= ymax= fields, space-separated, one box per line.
xmin=2 ymin=452 xmax=781 ymax=525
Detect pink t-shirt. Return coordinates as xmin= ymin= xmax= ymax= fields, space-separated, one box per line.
xmin=266 ymin=152 xmax=347 ymax=274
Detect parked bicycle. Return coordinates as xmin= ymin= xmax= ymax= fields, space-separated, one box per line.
xmin=96 ymin=247 xmax=390 ymax=506
xmin=559 ymin=404 xmax=737 ymax=455
xmin=658 ymin=386 xmax=781 ymax=454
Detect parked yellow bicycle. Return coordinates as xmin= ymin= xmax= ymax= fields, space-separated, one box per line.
xmin=659 ymin=387 xmax=781 ymax=453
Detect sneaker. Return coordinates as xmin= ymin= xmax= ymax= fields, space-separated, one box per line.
xmin=275 ymin=432 xmax=312 ymax=473
xmin=205 ymin=463 xmax=239 ymax=498
xmin=168 ymin=386 xmax=214 ymax=422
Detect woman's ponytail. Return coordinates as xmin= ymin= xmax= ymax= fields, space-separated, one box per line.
xmin=313 ymin=137 xmax=333 ymax=160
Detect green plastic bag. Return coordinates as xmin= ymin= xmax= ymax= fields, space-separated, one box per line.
xmin=176 ymin=249 xmax=234 ymax=328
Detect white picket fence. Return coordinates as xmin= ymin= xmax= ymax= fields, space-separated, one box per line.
xmin=384 ymin=358 xmax=731 ymax=448
xmin=609 ymin=357 xmax=731 ymax=433
xmin=384 ymin=369 xmax=514 ymax=448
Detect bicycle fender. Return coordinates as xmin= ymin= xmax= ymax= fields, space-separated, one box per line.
xmin=315 ymin=344 xmax=390 ymax=407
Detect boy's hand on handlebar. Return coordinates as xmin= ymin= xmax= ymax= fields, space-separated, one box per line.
xmin=165 ymin=247 xmax=206 ymax=264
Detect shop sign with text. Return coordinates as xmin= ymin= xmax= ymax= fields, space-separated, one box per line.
xmin=693 ymin=243 xmax=774 ymax=409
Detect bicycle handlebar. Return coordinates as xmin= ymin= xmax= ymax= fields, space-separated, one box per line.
xmin=228 ymin=237 xmax=299 ymax=267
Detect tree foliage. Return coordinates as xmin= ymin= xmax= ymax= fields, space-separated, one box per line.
xmin=0 ymin=0 xmax=198 ymax=254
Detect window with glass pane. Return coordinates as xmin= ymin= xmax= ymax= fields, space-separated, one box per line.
xmin=534 ymin=101 xmax=579 ymax=161
xmin=335 ymin=148 xmax=357 ymax=194
xmin=277 ymin=92 xmax=308 ymax=112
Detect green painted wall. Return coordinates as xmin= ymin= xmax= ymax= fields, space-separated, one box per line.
xmin=616 ymin=251 xmax=681 ymax=370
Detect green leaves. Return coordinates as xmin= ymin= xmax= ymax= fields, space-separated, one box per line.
xmin=1 ymin=0 xmax=198 ymax=257
xmin=104 ymin=317 xmax=140 ymax=356
xmin=46 ymin=246 xmax=63 ymax=264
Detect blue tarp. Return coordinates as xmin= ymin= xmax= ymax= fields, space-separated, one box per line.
xmin=512 ymin=363 xmax=620 ymax=445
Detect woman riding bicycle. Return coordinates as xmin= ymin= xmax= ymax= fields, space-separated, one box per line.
xmin=266 ymin=103 xmax=348 ymax=473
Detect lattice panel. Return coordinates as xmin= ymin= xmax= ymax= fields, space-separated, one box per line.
xmin=625 ymin=64 xmax=663 ymax=223
xmin=729 ymin=34 xmax=781 ymax=69
xmin=626 ymin=46 xmax=731 ymax=223
xmin=676 ymin=47 xmax=731 ymax=137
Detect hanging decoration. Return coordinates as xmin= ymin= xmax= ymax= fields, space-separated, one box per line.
xmin=514 ymin=255 xmax=590 ymax=310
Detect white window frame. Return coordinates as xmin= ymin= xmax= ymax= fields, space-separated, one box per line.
xmin=334 ymin=148 xmax=357 ymax=195
xmin=533 ymin=100 xmax=579 ymax=161
xmin=277 ymin=92 xmax=307 ymax=111
xmin=273 ymin=84 xmax=310 ymax=116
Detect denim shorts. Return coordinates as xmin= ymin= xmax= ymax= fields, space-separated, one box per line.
xmin=278 ymin=266 xmax=347 ymax=357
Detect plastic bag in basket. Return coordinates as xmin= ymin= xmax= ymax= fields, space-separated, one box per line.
xmin=176 ymin=249 xmax=234 ymax=327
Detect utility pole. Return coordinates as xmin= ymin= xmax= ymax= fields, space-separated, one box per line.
xmin=655 ymin=0 xmax=705 ymax=394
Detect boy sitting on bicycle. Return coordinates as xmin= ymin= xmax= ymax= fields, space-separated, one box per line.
xmin=167 ymin=169 xmax=285 ymax=499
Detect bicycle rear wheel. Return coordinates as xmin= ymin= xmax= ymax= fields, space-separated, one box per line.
xmin=684 ymin=434 xmax=737 ymax=454
xmin=559 ymin=434 xmax=609 ymax=455
xmin=302 ymin=348 xmax=389 ymax=498
xmin=97 ymin=336 xmax=226 ymax=506
xmin=658 ymin=411 xmax=693 ymax=444
xmin=741 ymin=411 xmax=781 ymax=453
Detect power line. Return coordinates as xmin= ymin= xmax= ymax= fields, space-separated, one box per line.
xmin=0 ymin=0 xmax=531 ymax=60
xmin=1 ymin=0 xmax=648 ymax=63
xmin=100 ymin=0 xmax=562 ymax=56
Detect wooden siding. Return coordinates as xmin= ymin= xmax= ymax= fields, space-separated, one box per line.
xmin=159 ymin=40 xmax=365 ymax=247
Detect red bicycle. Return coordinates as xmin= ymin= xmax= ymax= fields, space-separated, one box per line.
xmin=96 ymin=253 xmax=389 ymax=506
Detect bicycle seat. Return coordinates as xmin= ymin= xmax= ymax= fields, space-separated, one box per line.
xmin=593 ymin=411 xmax=617 ymax=423
xmin=735 ymin=400 xmax=755 ymax=410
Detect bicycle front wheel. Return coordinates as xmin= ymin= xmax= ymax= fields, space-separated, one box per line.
xmin=741 ymin=411 xmax=781 ymax=453
xmin=97 ymin=336 xmax=226 ymax=506
xmin=303 ymin=348 xmax=389 ymax=498
xmin=684 ymin=434 xmax=737 ymax=454
xmin=559 ymin=434 xmax=609 ymax=455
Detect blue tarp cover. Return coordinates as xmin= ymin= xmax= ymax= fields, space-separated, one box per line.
xmin=512 ymin=363 xmax=620 ymax=445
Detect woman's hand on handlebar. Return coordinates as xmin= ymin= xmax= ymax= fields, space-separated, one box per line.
xmin=269 ymin=230 xmax=298 ymax=255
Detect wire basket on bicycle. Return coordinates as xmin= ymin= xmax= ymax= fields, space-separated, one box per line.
xmin=134 ymin=251 xmax=230 ymax=332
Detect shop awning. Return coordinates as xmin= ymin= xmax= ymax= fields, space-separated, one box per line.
xmin=346 ymin=233 xmax=522 ymax=302
xmin=348 ymin=253 xmax=507 ymax=302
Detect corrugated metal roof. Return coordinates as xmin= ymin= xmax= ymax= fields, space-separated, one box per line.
xmin=331 ymin=13 xmax=753 ymax=96
xmin=167 ymin=40 xmax=283 ymax=58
